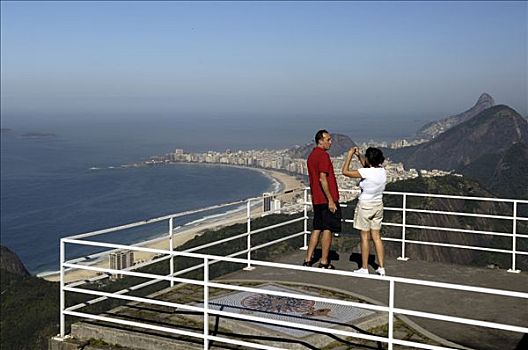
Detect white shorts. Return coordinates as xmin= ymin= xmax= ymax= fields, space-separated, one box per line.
xmin=353 ymin=201 xmax=384 ymax=231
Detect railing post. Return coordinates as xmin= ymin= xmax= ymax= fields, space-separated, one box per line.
xmin=60 ymin=239 xmax=65 ymax=338
xmin=388 ymin=279 xmax=395 ymax=350
xmin=300 ymin=187 xmax=308 ymax=250
xmin=169 ymin=217 xmax=175 ymax=286
xmin=508 ymin=201 xmax=520 ymax=273
xmin=243 ymin=199 xmax=255 ymax=271
xmin=398 ymin=193 xmax=409 ymax=261
xmin=203 ymin=257 xmax=209 ymax=349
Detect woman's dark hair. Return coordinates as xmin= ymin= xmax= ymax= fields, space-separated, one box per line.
xmin=365 ymin=147 xmax=385 ymax=167
xmin=314 ymin=129 xmax=329 ymax=144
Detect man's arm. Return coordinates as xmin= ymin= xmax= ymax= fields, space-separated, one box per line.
xmin=319 ymin=172 xmax=337 ymax=213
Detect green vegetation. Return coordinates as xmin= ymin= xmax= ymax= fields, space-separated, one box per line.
xmin=1 ymin=270 xmax=59 ymax=349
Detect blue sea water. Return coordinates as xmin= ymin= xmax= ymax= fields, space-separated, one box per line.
xmin=0 ymin=131 xmax=273 ymax=274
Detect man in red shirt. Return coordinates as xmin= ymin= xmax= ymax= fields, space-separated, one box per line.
xmin=304 ymin=130 xmax=341 ymax=269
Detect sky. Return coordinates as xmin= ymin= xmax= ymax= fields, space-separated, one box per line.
xmin=1 ymin=1 xmax=527 ymax=128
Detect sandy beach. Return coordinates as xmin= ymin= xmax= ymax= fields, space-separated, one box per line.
xmin=43 ymin=168 xmax=305 ymax=283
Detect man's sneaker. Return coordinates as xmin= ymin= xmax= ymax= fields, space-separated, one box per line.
xmin=354 ymin=268 xmax=369 ymax=274
xmin=375 ymin=267 xmax=386 ymax=276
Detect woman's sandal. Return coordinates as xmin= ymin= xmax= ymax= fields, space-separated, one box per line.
xmin=318 ymin=262 xmax=335 ymax=269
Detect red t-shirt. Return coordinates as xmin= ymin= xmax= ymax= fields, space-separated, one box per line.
xmin=307 ymin=147 xmax=339 ymax=205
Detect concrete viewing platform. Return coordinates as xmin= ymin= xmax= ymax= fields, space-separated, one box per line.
xmin=51 ymin=249 xmax=527 ymax=350
xmin=218 ymin=249 xmax=528 ymax=350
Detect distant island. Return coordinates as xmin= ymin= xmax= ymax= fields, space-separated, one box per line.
xmin=21 ymin=132 xmax=57 ymax=138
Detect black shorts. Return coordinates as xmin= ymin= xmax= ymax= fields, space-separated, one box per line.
xmin=313 ymin=203 xmax=342 ymax=233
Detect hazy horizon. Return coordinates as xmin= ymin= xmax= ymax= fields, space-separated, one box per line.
xmin=1 ymin=1 xmax=527 ymax=129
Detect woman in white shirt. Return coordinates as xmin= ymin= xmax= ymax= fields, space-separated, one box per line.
xmin=342 ymin=147 xmax=387 ymax=276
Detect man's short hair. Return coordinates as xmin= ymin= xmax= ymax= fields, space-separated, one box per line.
xmin=315 ymin=129 xmax=329 ymax=145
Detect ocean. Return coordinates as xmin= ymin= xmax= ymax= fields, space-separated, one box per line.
xmin=0 ymin=130 xmax=275 ymax=274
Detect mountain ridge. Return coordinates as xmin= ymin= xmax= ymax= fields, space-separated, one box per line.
xmin=416 ymin=93 xmax=495 ymax=139
xmin=386 ymin=104 xmax=528 ymax=198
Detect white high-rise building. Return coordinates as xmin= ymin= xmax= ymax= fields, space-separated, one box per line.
xmin=109 ymin=250 xmax=134 ymax=280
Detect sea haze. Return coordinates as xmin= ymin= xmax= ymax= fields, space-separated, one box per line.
xmin=0 ymin=129 xmax=273 ymax=274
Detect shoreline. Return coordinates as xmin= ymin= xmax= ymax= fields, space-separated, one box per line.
xmin=41 ymin=166 xmax=304 ymax=282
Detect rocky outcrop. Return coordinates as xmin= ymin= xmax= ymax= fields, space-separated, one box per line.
xmin=0 ymin=245 xmax=29 ymax=277
xmin=416 ymin=93 xmax=495 ymax=139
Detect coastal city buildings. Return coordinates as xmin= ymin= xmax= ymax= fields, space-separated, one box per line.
xmin=127 ymin=147 xmax=457 ymax=204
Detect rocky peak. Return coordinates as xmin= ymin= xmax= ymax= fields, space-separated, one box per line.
xmin=416 ymin=93 xmax=495 ymax=139
xmin=476 ymin=92 xmax=494 ymax=106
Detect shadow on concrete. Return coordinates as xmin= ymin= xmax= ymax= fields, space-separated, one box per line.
xmin=112 ymin=304 xmax=384 ymax=350
xmin=516 ymin=334 xmax=528 ymax=350
xmin=348 ymin=253 xmax=380 ymax=270
xmin=308 ymin=249 xmax=340 ymax=264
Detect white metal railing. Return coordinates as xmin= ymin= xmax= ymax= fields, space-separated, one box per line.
xmin=56 ymin=188 xmax=528 ymax=350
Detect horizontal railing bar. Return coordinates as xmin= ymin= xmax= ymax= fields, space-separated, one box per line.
xmin=405 ymin=208 xmax=513 ymax=220
xmin=403 ymin=240 xmax=513 ymax=254
xmin=66 ymin=200 xmax=250 ymax=240
xmin=63 ymin=239 xmax=528 ymax=298
xmin=65 ymin=254 xmax=172 ymax=289
xmin=186 ymin=231 xmax=249 ymax=253
xmin=391 ymin=338 xmax=461 ymax=350
xmin=384 ymin=207 xmax=404 ymax=212
xmin=394 ymin=307 xmax=528 ymax=333
xmin=63 ymin=262 xmax=387 ymax=313
xmin=63 ymin=310 xmax=203 ymax=338
xmin=65 ymin=286 xmax=388 ymax=344
xmin=63 ymin=262 xmax=205 ymax=286
xmin=65 ymin=228 xmax=309 ymax=311
xmin=69 ymin=246 xmax=254 ymax=311
xmin=62 ymin=189 xmax=528 ymax=242
xmin=64 ymin=286 xmax=203 ymax=312
xmin=381 ymin=237 xmax=403 ymax=242
xmin=66 ymin=234 xmax=171 ymax=265
xmin=248 ymin=216 xmax=306 ymax=235
xmin=383 ymin=191 xmax=528 ymax=204
xmin=405 ymin=224 xmax=513 ymax=237
xmin=250 ymin=231 xmax=305 ymax=252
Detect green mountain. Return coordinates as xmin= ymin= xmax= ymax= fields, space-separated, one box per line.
xmin=1 ymin=246 xmax=59 ymax=350
xmin=386 ymin=105 xmax=528 ymax=198
xmin=460 ymin=142 xmax=528 ymax=199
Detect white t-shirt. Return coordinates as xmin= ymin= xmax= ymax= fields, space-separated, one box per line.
xmin=358 ymin=167 xmax=386 ymax=202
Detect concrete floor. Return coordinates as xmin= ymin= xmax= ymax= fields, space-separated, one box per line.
xmin=218 ymin=249 xmax=528 ymax=350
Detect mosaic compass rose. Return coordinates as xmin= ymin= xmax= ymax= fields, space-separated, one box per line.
xmin=241 ymin=294 xmax=315 ymax=314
